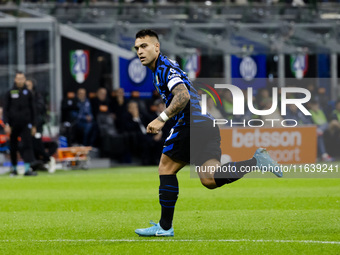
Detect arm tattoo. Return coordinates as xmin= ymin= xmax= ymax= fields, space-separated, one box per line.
xmin=164 ymin=84 xmax=190 ymax=119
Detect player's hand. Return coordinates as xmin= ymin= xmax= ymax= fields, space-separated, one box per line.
xmin=31 ymin=126 xmax=37 ymax=136
xmin=153 ymin=131 xmax=163 ymax=141
xmin=147 ymin=119 xmax=165 ymax=134
xmin=4 ymin=124 xmax=11 ymax=135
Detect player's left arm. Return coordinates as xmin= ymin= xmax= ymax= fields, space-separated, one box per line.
xmin=147 ymin=84 xmax=190 ymax=134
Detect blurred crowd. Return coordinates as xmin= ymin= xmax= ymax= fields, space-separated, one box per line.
xmin=60 ymin=87 xmax=173 ymax=165
xmin=1 ymin=80 xmax=340 ymax=168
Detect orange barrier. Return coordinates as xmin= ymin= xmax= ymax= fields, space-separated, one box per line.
xmin=57 ymin=146 xmax=92 ymax=169
xmin=220 ymin=126 xmax=317 ymax=164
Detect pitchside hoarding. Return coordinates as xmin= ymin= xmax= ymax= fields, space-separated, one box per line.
xmin=220 ymin=126 xmax=317 ymax=164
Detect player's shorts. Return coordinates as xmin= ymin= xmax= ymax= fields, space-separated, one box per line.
xmin=162 ymin=123 xmax=221 ymax=166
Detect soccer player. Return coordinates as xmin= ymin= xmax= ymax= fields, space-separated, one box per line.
xmin=134 ymin=29 xmax=282 ymax=237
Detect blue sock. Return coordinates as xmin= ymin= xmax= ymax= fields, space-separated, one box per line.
xmin=24 ymin=163 xmax=30 ymax=173
xmin=159 ymin=175 xmax=178 ymax=231
xmin=214 ymin=158 xmax=257 ymax=187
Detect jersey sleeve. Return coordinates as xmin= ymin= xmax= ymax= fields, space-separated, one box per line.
xmin=165 ymin=68 xmax=184 ymax=92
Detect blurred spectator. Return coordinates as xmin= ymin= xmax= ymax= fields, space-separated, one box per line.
xmin=111 ymin=88 xmax=127 ymax=133
xmin=26 ymin=79 xmax=56 ymax=173
xmin=317 ymin=87 xmax=329 ymax=109
xmin=145 ymin=89 xmax=162 ymax=115
xmin=236 ymin=89 xmax=257 ymax=122
xmin=308 ymin=100 xmax=333 ymax=161
xmin=285 ymin=103 xmax=312 ymax=125
xmin=91 ymin=87 xmax=118 ymax=151
xmin=91 ymin=87 xmax=113 ymax=120
xmin=130 ymin=90 xmax=149 ymax=117
xmin=0 ymin=107 xmax=9 ymax=154
xmin=60 ymin=91 xmax=79 ymax=146
xmin=305 ymin=83 xmax=319 ymax=103
xmin=206 ymin=97 xmax=225 ymax=126
xmin=148 ymin=99 xmax=172 ymax=163
xmin=124 ymin=100 xmax=160 ymax=165
xmin=61 ymin=91 xmax=78 ymax=124
xmin=323 ymin=99 xmax=340 ymax=158
xmin=220 ymin=89 xmax=233 ymax=119
xmin=331 ymin=99 xmax=340 ymax=122
xmin=261 ymin=98 xmax=283 ymax=127
xmin=73 ymin=88 xmax=95 ymax=146
xmin=256 ymin=88 xmax=271 ymax=110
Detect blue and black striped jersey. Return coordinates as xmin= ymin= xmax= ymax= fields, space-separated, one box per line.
xmin=152 ymin=53 xmax=213 ymax=127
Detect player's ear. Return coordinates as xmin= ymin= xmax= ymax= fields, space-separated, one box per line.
xmin=155 ymin=42 xmax=160 ymax=53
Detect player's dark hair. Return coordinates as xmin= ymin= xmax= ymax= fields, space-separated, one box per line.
xmin=15 ymin=70 xmax=25 ymax=75
xmin=136 ymin=29 xmax=159 ymax=41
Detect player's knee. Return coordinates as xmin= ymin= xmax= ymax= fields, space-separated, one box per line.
xmin=158 ymin=164 xmax=177 ymax=175
xmin=200 ymin=178 xmax=217 ymax=190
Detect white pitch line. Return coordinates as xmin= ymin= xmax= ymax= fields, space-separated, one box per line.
xmin=0 ymin=239 xmax=339 ymax=244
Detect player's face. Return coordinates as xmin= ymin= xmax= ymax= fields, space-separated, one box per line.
xmin=14 ymin=73 xmax=26 ymax=88
xmin=134 ymin=36 xmax=160 ymax=70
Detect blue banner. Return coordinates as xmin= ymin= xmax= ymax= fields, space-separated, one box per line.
xmin=119 ymin=57 xmax=154 ymax=97
xmin=231 ymin=55 xmax=267 ymax=90
xmin=317 ymin=54 xmax=331 ymax=97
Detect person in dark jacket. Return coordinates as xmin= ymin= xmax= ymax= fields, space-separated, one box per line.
xmin=26 ymin=79 xmax=56 ymax=173
xmin=3 ymin=71 xmax=37 ymax=176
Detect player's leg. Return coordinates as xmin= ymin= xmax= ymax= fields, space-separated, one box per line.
xmin=197 ymin=148 xmax=282 ymax=189
xmin=135 ymin=126 xmax=188 ymax=237
xmin=135 ymin=154 xmax=187 ymax=236
xmin=195 ymin=126 xmax=282 ymax=189
xmin=9 ymin=126 xmax=19 ymax=175
xmin=158 ymin=153 xmax=186 ymax=230
xmin=20 ymin=125 xmax=37 ymax=176
xmin=193 ymin=124 xmax=250 ymax=188
xmin=135 ymin=154 xmax=186 ymax=237
xmin=197 ymin=157 xmax=256 ymax=189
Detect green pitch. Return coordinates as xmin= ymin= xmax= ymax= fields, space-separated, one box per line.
xmin=0 ymin=165 xmax=339 ymax=254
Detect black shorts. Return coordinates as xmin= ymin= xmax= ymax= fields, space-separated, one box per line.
xmin=162 ymin=124 xmax=221 ymax=166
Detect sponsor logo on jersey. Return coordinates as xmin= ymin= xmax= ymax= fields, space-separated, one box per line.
xmin=168 ymin=73 xmax=180 ymax=79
